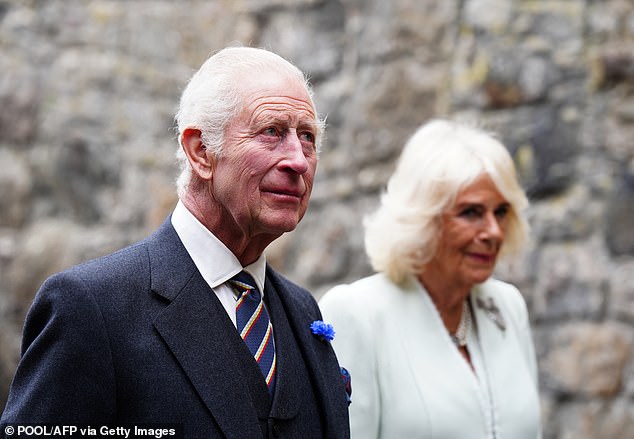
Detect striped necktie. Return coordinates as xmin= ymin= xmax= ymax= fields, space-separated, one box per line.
xmin=229 ymin=271 xmax=276 ymax=394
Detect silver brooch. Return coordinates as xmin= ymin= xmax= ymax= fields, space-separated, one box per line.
xmin=475 ymin=297 xmax=506 ymax=332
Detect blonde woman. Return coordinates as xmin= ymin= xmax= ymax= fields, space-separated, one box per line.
xmin=320 ymin=119 xmax=541 ymax=438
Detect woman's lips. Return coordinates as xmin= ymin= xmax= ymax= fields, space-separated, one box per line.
xmin=467 ymin=252 xmax=496 ymax=263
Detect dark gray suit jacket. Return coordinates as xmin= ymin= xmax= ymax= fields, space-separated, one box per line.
xmin=1 ymin=218 xmax=350 ymax=438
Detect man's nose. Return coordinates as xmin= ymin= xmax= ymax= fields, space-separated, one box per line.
xmin=281 ymin=131 xmax=310 ymax=174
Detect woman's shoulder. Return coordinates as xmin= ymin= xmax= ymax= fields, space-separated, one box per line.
xmin=319 ymin=272 xmax=406 ymax=319
xmin=321 ymin=273 xmax=402 ymax=302
xmin=476 ymin=278 xmax=524 ymax=303
xmin=476 ymin=277 xmax=520 ymax=294
xmin=473 ymin=277 xmax=529 ymax=326
xmin=319 ymin=273 xmax=410 ymax=343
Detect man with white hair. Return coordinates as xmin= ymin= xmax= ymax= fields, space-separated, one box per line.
xmin=1 ymin=47 xmax=350 ymax=439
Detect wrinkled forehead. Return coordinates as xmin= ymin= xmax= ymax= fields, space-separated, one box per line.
xmin=236 ymin=71 xmax=317 ymax=119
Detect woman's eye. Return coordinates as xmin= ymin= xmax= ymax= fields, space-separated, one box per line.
xmin=495 ymin=204 xmax=510 ymax=218
xmin=459 ymin=206 xmax=482 ymax=218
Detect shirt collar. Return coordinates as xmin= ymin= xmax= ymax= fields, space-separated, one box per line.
xmin=171 ymin=200 xmax=267 ymax=293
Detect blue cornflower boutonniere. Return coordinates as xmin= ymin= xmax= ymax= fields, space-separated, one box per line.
xmin=310 ymin=320 xmax=335 ymax=342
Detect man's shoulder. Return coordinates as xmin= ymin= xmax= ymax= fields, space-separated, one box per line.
xmin=60 ymin=238 xmax=149 ymax=283
xmin=56 ymin=218 xmax=175 ymax=282
xmin=39 ymin=219 xmax=178 ymax=302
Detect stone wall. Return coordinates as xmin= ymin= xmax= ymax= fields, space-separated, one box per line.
xmin=1 ymin=0 xmax=633 ymax=437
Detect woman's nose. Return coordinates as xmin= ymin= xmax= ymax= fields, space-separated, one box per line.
xmin=481 ymin=212 xmax=504 ymax=241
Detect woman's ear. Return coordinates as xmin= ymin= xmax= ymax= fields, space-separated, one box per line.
xmin=181 ymin=128 xmax=214 ymax=180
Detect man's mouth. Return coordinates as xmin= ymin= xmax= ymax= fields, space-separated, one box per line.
xmin=262 ymin=188 xmax=304 ymax=200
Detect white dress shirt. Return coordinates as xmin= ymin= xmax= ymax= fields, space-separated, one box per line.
xmin=170 ymin=200 xmax=267 ymax=327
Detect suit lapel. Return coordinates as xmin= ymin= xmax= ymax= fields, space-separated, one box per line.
xmin=147 ymin=219 xmax=265 ymax=439
xmin=470 ymin=284 xmax=511 ymax=406
xmin=397 ymin=278 xmax=480 ymax=405
xmin=470 ymin=285 xmax=508 ymax=351
xmin=264 ymin=280 xmax=302 ymax=419
xmin=266 ymin=268 xmax=350 ymax=437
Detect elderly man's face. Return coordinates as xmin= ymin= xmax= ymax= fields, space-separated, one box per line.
xmin=210 ymin=72 xmax=319 ymax=241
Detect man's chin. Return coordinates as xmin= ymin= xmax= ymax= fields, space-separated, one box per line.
xmin=261 ymin=215 xmax=302 ymax=235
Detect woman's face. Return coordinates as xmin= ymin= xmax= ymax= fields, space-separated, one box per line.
xmin=424 ymin=174 xmax=511 ymax=293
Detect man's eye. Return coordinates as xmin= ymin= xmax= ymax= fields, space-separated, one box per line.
xmin=299 ymin=131 xmax=315 ymax=144
xmin=263 ymin=127 xmax=279 ymax=137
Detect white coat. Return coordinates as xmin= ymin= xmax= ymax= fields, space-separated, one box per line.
xmin=320 ymin=273 xmax=541 ymax=439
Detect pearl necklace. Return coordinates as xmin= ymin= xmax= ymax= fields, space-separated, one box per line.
xmin=450 ymin=301 xmax=472 ymax=347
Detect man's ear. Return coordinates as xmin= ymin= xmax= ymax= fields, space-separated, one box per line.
xmin=181 ymin=128 xmax=214 ymax=180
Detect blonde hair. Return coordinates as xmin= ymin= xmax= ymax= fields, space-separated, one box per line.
xmin=364 ymin=119 xmax=529 ymax=284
